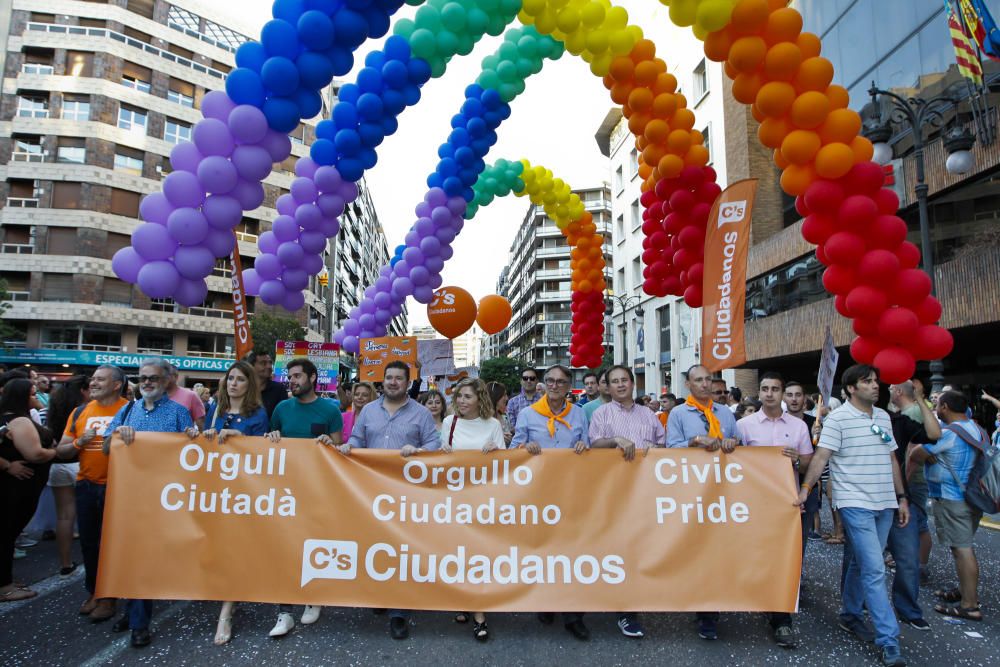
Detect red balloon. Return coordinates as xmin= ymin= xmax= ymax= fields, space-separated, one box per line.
xmin=804 ymin=180 xmax=845 ymax=214
xmin=873 ymin=347 xmax=916 ymax=385
xmin=664 ymin=212 xmax=685 ymax=234
xmin=869 ymin=215 xmax=908 ymax=249
xmin=822 ymin=264 xmax=858 ymax=295
xmin=687 ymin=262 xmax=704 ymax=285
xmin=663 ymin=275 xmax=683 ymax=295
xmin=816 ymin=245 xmax=831 ymax=266
xmin=679 ymin=165 xmax=705 ymax=189
xmin=794 ymin=195 xmax=810 ymax=217
xmin=852 ymin=317 xmax=879 ymax=338
xmin=834 ymin=294 xmax=852 ymax=317
xmin=673 ymin=248 xmax=694 ymax=270
xmin=696 ymin=182 xmax=722 ymax=203
xmin=846 ymin=285 xmax=888 ymax=320
xmin=801 ymin=214 xmax=836 ymax=245
xmin=683 ymin=284 xmax=703 ymax=308
xmin=856 ymin=249 xmax=901 ymax=286
xmin=678 ymin=225 xmax=704 ymax=249
xmin=824 ymin=231 xmax=867 ymax=265
xmin=910 ymin=324 xmax=954 ymax=360
xmin=891 ymin=269 xmax=932 ymax=307
xmin=641 ymin=189 xmax=658 ymax=207
xmin=641 ymin=219 xmax=660 ymax=235
xmin=850 ymin=336 xmax=884 ymax=364
xmin=877 ymin=307 xmax=919 ymax=344
xmin=669 ymin=189 xmax=696 ymax=213
xmin=911 ymin=295 xmax=942 ymax=325
xmin=841 ymin=161 xmax=885 ymax=194
xmin=873 ymin=188 xmax=899 ymax=214
xmin=838 ymin=195 xmax=879 ymax=231
xmin=896 ymin=241 xmax=921 ymax=269
xmin=690 ymin=202 xmax=711 ymax=224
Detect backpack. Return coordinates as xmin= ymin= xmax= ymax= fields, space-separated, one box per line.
xmin=940 ymin=423 xmax=1000 ymax=514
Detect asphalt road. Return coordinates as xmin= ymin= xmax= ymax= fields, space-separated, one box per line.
xmin=2 ymin=514 xmax=997 ymax=667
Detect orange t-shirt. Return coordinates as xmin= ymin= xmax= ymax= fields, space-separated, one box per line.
xmin=63 ymin=398 xmax=128 ymax=484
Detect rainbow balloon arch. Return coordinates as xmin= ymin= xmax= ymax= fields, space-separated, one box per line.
xmin=111 ymin=0 xmax=954 ymax=382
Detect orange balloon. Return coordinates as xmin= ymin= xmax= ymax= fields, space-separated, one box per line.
xmin=634 ymin=60 xmax=663 ymax=86
xmin=758 ymin=116 xmax=792 ymax=148
xmin=644 ymin=118 xmax=670 ymax=143
xmin=729 ymin=0 xmax=770 ymax=35
xmin=652 ymin=92 xmax=678 ymax=118
xmin=667 ymin=129 xmax=692 ymax=153
xmin=631 ymin=39 xmax=657 ymax=63
xmin=671 ymin=108 xmax=696 ymax=131
xmin=790 ymin=90 xmax=830 ymax=129
xmin=814 ymin=142 xmax=855 ymax=180
xmin=638 ymin=163 xmax=653 ymax=180
xmin=851 ymin=135 xmax=875 ymax=162
xmin=764 ymin=8 xmax=803 ymax=44
xmin=780 ymin=163 xmax=816 ymax=196
xmin=643 ymin=143 xmax=666 ymax=167
xmin=653 ymin=72 xmax=678 ymax=94
xmin=755 ymin=81 xmax=796 ymax=117
xmin=724 ymin=60 xmax=739 ymax=81
xmin=627 ymin=111 xmax=651 ymax=135
xmin=658 ymin=154 xmax=684 ymax=178
xmin=427 ymin=286 xmax=478 ymax=339
xmin=732 ymin=72 xmax=763 ymax=104
xmin=703 ymin=29 xmax=733 ymax=63
xmin=610 ymin=82 xmax=632 ymax=105
xmin=728 ymin=36 xmax=768 ymax=73
xmin=628 ymin=87 xmax=654 ymax=112
xmin=750 ymin=103 xmax=766 ymax=123
xmin=763 ymin=42 xmax=802 ymax=81
xmin=609 ymin=56 xmax=635 ymax=82
xmin=772 ymin=148 xmax=790 ymax=169
xmin=817 ymin=108 xmax=862 ymax=144
xmin=780 ymin=129 xmax=822 ymax=164
xmin=825 ymin=84 xmax=850 ymax=109
xmin=796 ymin=32 xmax=822 ymax=59
xmin=684 ymin=144 xmax=710 ymax=167
xmin=794 ymin=57 xmax=834 ymax=92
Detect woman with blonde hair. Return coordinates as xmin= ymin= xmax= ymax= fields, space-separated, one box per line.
xmin=440 ymin=377 xmax=505 ymax=640
xmin=342 ymin=381 xmax=376 ymax=440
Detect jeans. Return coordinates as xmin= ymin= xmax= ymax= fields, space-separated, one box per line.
xmin=801 ymin=484 xmax=820 ymax=556
xmin=838 ymin=507 xmax=899 ymax=649
xmin=75 ymin=480 xmax=106 ymax=594
xmin=128 ymin=599 xmax=152 ymax=630
xmin=389 ymin=609 xmax=411 ymax=620
xmin=886 ymin=507 xmax=923 ymax=621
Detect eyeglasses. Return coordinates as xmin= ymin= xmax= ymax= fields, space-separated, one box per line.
xmin=138 ymin=375 xmax=162 ymax=384
xmin=712 ymin=390 xmax=727 ymax=396
xmin=544 ymin=378 xmax=569 ymax=387
xmin=870 ymin=424 xmax=892 ymax=444
xmin=522 ymin=376 xmax=537 ymax=381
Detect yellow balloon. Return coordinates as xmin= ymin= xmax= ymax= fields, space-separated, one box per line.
xmin=564 ymin=31 xmax=587 ymax=55
xmin=590 ymin=52 xmax=613 ymax=76
xmin=609 ymin=28 xmax=636 ymax=55
xmin=696 ymin=0 xmax=734 ymax=33
xmin=521 ymin=0 xmax=547 ymax=17
xmin=580 ymin=1 xmax=605 ymax=27
xmin=556 ymin=7 xmax=580 ymax=33
xmin=585 ymin=28 xmax=610 ymax=54
xmin=535 ymin=8 xmax=558 ymax=34
xmin=669 ymin=0 xmax=699 ymax=26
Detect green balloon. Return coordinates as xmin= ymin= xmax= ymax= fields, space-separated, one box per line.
xmin=440 ymin=2 xmax=466 ymax=32
xmin=477 ymin=69 xmax=501 ymax=91
xmin=414 ymin=6 xmax=442 ymax=31
xmin=409 ymin=28 xmax=437 ymax=60
xmin=436 ymin=30 xmax=460 ymax=59
xmin=497 ymin=60 xmax=519 ymax=82
xmin=466 ymin=8 xmax=489 ymax=33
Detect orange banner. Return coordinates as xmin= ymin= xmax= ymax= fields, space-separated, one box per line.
xmin=229 ymin=235 xmax=254 ymax=360
xmin=358 ymin=336 xmax=417 ymax=382
xmin=701 ymin=179 xmax=758 ymax=372
xmin=96 ymin=435 xmax=801 ymax=612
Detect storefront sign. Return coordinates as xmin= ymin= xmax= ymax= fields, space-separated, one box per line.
xmin=0 ymin=348 xmax=233 ymax=372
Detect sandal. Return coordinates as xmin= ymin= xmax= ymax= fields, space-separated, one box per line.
xmin=473 ymin=621 xmax=489 ymax=641
xmin=60 ymin=562 xmax=78 ymax=576
xmin=454 ymin=612 xmax=469 ymax=623
xmin=214 ymin=615 xmax=234 ymax=645
xmin=934 ymin=603 xmax=982 ymax=621
xmin=934 ymin=588 xmax=962 ymax=603
xmin=0 ymin=587 xmax=37 ymax=602
xmin=824 ymin=536 xmax=845 ymax=545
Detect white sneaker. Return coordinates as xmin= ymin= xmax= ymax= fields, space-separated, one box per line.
xmin=268 ymin=612 xmax=295 ymax=637
xmin=301 ymin=605 xmax=322 ymax=625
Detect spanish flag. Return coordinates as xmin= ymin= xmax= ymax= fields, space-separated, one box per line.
xmin=947 ymin=0 xmax=984 ymax=85
xmin=962 ymin=0 xmax=1000 ymax=62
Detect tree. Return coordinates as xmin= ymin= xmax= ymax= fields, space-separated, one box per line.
xmin=249 ymin=311 xmax=306 ymax=358
xmin=0 ymin=279 xmax=21 ymax=350
xmin=479 ymin=356 xmax=522 ymax=393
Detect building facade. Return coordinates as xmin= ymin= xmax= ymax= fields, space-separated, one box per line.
xmin=0 ymin=0 xmax=402 ymax=384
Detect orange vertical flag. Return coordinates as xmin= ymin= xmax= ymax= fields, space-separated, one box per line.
xmin=230 ymin=232 xmax=254 ymax=359
xmin=701 ymin=179 xmax=758 ymax=372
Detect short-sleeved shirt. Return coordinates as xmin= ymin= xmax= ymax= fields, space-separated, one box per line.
xmin=511 ymin=403 xmax=589 ymax=449
xmin=440 ymin=416 xmax=506 ymax=451
xmin=665 ymin=401 xmax=738 ymax=447
xmin=270 ymin=397 xmax=343 ymax=439
xmin=737 ymin=410 xmax=813 ymax=455
xmin=348 ymin=396 xmax=440 ymax=450
xmin=169 ymin=386 xmax=207 ymax=422
xmin=205 ymin=404 xmax=269 ymax=436
xmin=507 ymin=391 xmax=542 ymax=429
xmin=589 ymin=401 xmax=665 ymax=448
xmin=260 ymin=380 xmax=288 ymax=419
xmin=103 ymin=395 xmax=194 ymax=437
xmin=64 ymin=398 xmax=128 ymax=484
xmin=924 ymin=420 xmax=983 ymax=502
xmin=817 ymin=401 xmax=898 ymax=511
xmin=583 ymin=398 xmax=608 ymax=425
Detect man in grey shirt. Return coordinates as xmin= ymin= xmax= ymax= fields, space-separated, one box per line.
xmin=340 ymin=360 xmax=439 ymax=639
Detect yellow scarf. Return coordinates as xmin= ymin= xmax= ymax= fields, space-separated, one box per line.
xmin=685 ymin=395 xmax=723 ymax=439
xmin=532 ymin=397 xmax=571 ymax=438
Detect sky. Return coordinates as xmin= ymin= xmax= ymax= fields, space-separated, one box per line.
xmin=244 ymin=1 xmax=681 ymax=326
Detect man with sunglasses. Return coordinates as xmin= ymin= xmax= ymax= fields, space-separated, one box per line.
xmin=506 ymin=368 xmax=542 ymax=428
xmin=795 ymin=364 xmax=910 ymax=667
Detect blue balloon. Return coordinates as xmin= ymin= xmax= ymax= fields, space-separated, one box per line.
xmin=364 ymin=50 xmax=386 ymax=69
xmin=357 ymin=67 xmax=383 ymax=93
xmin=448 ymin=127 xmax=470 ymax=146
xmin=458 ymin=167 xmax=478 ymax=186
xmin=407 ymin=58 xmax=432 ymax=85
xmin=356 ymin=93 xmax=383 ymax=121
xmin=467 ymin=117 xmax=487 ymax=138
xmin=443 ymin=176 xmax=463 ymax=196
xmin=338 ymin=83 xmax=360 ymax=104
xmin=333 ymin=9 xmax=368 ymax=49
xmin=359 ymin=147 xmax=377 ymax=169
xmin=437 ymin=143 xmax=454 ymax=159
xmin=226 ymin=68 xmax=266 ymax=107
xmin=315 ymin=119 xmax=336 ymax=140
xmin=261 ymin=19 xmax=301 ymax=59
xmin=306 ymin=0 xmax=340 ymax=12
xmin=296 ymin=51 xmax=334 ymax=89
xmin=464 ymin=83 xmax=483 ymax=100
xmin=334 ymin=129 xmax=362 ymax=155
xmin=261 ymin=56 xmax=300 ymax=96
xmin=402 ymin=84 xmax=421 ymax=106
xmin=481 ymin=88 xmax=502 ymax=109
xmin=461 ymin=98 xmax=484 ymax=118
xmin=310 ymin=138 xmax=337 ymax=165
xmin=390 ymin=256 xmax=400 ymax=267
xmin=381 ymin=89 xmax=405 ymax=116
xmin=326 ymin=46 xmax=354 ymax=75
xmin=332 ymin=103 xmax=358 ymax=129
xmin=384 ymin=35 xmax=411 ymax=62
xmin=381 ymin=60 xmax=408 ymax=90
xmin=450 ymin=114 xmax=465 ymax=129
xmin=426 ymin=173 xmax=443 ymax=189
xmin=454 ymin=146 xmax=475 ymax=167
xmin=364 ymin=7 xmax=391 ymax=39
xmin=358 ymin=122 xmax=384 ymax=147
xmin=263 ymin=97 xmax=301 ymax=132
xmin=381 ymin=115 xmax=398 ymax=134
xmin=498 ymin=105 xmax=512 ymax=121
xmin=462 ymin=187 xmax=475 ymax=203
xmin=394 ymin=244 xmax=406 ymax=257
xmin=272 ymin=0 xmax=307 ymax=23
xmin=297 ymin=10 xmax=334 ymax=51
xmin=235 ymin=41 xmax=268 ymax=72
xmin=338 ymin=158 xmax=364 ymax=182
xmin=294 ymin=87 xmax=323 ymax=119
xmin=437 ymin=157 xmax=458 ymax=177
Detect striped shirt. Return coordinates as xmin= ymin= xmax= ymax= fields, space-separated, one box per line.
xmin=506 ymin=390 xmax=542 ymax=429
xmin=588 ymin=400 xmax=665 ymax=448
xmin=817 ymin=401 xmax=898 ymax=511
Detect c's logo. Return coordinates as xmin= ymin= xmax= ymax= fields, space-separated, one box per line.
xmin=301 ymin=539 xmax=358 ymax=586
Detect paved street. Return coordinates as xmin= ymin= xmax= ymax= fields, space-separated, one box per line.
xmin=2 ymin=514 xmax=997 ymax=667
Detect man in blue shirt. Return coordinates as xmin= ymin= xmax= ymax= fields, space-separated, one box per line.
xmin=909 ymin=390 xmax=985 ymax=622
xmin=103 ymin=357 xmax=193 ymax=649
xmin=341 ymin=360 xmax=438 ymax=638
xmin=506 ymin=368 xmax=542 ymax=428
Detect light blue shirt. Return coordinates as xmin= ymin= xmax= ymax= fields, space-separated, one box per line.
xmin=666 ymin=401 xmax=738 ymax=447
xmin=103 ymin=394 xmax=193 ymax=436
xmin=511 ymin=403 xmax=590 ymax=449
xmin=924 ymin=420 xmax=983 ymax=502
xmin=348 ymin=396 xmax=440 ymax=450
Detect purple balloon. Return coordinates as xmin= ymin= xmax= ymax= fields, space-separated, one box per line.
xmin=440 ymin=245 xmax=454 ymax=260
xmin=203 ymin=195 xmax=243 ymax=230
xmin=342 ymin=335 xmax=359 ymax=353
xmin=139 ymin=192 xmax=174 ymax=225
xmin=294 ymin=157 xmax=318 ymax=179
xmin=281 ymin=267 xmax=309 ymax=291
xmin=359 ymin=299 xmax=377 ymax=314
xmin=389 ymin=302 xmax=403 ymax=317
xmin=271 ymin=215 xmax=300 ymax=242
xmin=231 ymin=179 xmax=265 ymax=210
xmin=194 ymin=118 xmax=235 ymax=157
xmin=169 ymin=142 xmax=204 ymax=174
xmin=259 ymin=231 xmax=280 ymax=254
xmin=373 ymin=292 xmax=391 ymax=309
xmin=404 ymin=231 xmax=419 ymax=247
xmin=313 ymin=166 xmax=342 ymax=192
xmin=413 ymin=285 xmax=434 ymax=303
xmin=374 ymin=276 xmax=392 ymax=292
xmin=419 ymin=236 xmax=441 ymax=256
xmin=429 ymin=273 xmax=443 ymax=290
xmin=295 ymin=203 xmax=322 ymax=230
xmin=167 ymin=208 xmax=209 ymax=246
xmin=392 ymin=277 xmax=414 ymax=297
xmin=277 ymin=241 xmax=304 ymax=267
xmin=175 ymin=245 xmax=216 ymax=280
xmin=431 ymin=206 xmax=452 ymax=226
xmin=111 ymin=247 xmax=145 ymax=282
xmin=426 ymin=256 xmax=445 ymax=274
xmin=204 ymin=228 xmax=236 ymax=257
xmin=259 ymin=279 xmax=286 ymax=305
xmin=402 ymin=247 xmax=424 ymax=266
xmin=255 ymin=253 xmax=282 ymax=279
xmin=228 ymin=104 xmax=269 ymax=144
xmin=259 ymin=129 xmax=292 ymax=162
xmin=316 ymin=193 xmax=346 ymax=218
xmin=282 ymin=290 xmax=305 ymax=311
xmin=447 ymin=196 xmax=467 ymax=216
xmin=343 ymin=320 xmax=360 ymax=336
xmin=163 ymin=171 xmax=205 ymax=208
xmin=337 ymin=180 xmax=358 ymax=201
xmin=359 ymin=313 xmax=375 ymax=330
xmin=243 ymin=268 xmax=262 ymax=295
xmin=349 ymin=307 xmax=361 ymax=320
xmin=374 ymin=309 xmax=392 ymax=325
xmin=393 ymin=260 xmax=410 ymax=277
xmin=197 ymin=155 xmax=239 ymax=194
xmin=201 ymin=90 xmax=237 ymax=121
xmin=230 ymin=145 xmax=273 ymax=182
xmin=276 ymin=193 xmax=297 ymax=216
xmin=301 ymin=253 xmax=323 ymax=274
xmin=425 ymin=188 xmax=448 ymax=208
xmin=318 ymin=217 xmax=340 ymax=237
xmin=133 ymin=223 xmax=178 ymax=260
xmin=137 ymin=260 xmax=180 ymax=299
xmin=410 ymin=265 xmax=430 ymax=286
xmin=290 ymin=178 xmax=318 ymax=204
xmin=378 ymin=266 xmax=393 ymax=279
xmin=414 ymin=202 xmax=432 ymax=218
xmin=175 ymin=278 xmax=209 ymax=307
xmin=414 ymin=217 xmax=434 ymax=236
xmin=435 ymin=228 xmax=456 ymax=244
xmin=333 ymin=330 xmax=345 ymax=345
xmin=299 ymin=230 xmax=326 ymax=254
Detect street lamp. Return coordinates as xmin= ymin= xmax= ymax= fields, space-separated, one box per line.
xmin=606 ymin=292 xmax=644 ymax=365
xmin=863 ymin=82 xmax=984 ymax=392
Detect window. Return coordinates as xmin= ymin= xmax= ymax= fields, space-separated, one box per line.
xmin=81 ymin=329 xmax=121 ymax=350
xmin=65 ymin=51 xmax=93 ymax=77
xmin=615 ymin=214 xmax=625 ymax=244
xmin=658 ymin=305 xmax=672 ymax=357
xmin=114 ymin=147 xmax=144 ymax=175
xmin=41 ymin=326 xmax=78 ymax=346
xmin=17 ymin=94 xmax=48 ymax=118
xmin=692 ymin=58 xmax=708 ymax=100
xmin=137 ymin=329 xmax=173 ymax=353
xmin=631 ymin=256 xmax=642 ymax=290
xmin=102 ymin=279 xmax=133 ymax=306
xmin=121 ymin=62 xmax=151 ymax=93
xmin=614 ymin=165 xmax=624 ymax=193
xmin=51 ymin=182 xmax=82 ymax=209
xmin=42 ymin=275 xmax=73 ymax=302
xmin=105 ymin=233 xmax=131 ymax=259
xmin=168 ymin=78 xmax=195 ymax=107
xmin=13 ymin=136 xmax=43 ymax=159
xmin=118 ymin=105 xmax=147 ymax=133
xmin=164 ymin=118 xmax=192 ymax=144
xmin=630 ymin=199 xmax=641 ymax=231
xmin=629 ymin=148 xmax=639 ymax=178
xmin=62 ymin=95 xmax=90 ymax=121
xmin=56 ymin=137 xmax=86 ymax=164
xmin=126 ymin=0 xmax=155 ymax=20
xmin=47 ymin=228 xmax=77 ymax=255
xmin=110 ymin=189 xmax=140 ymax=217
xmin=702 ymin=124 xmax=713 ymax=165
xmin=22 ymin=51 xmax=54 ymax=75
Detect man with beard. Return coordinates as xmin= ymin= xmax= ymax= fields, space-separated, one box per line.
xmin=265 ymin=357 xmax=343 ymax=637
xmin=103 ymin=358 xmax=193 ymax=648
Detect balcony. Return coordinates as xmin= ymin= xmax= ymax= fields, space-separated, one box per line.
xmin=11 ymin=151 xmax=46 ymax=163
xmin=537 ymin=290 xmax=571 ymax=302
xmin=536 ymin=246 xmax=570 ymax=258
xmin=1 ymin=243 xmax=34 ymax=254
xmin=41 ymin=343 xmax=122 ymax=352
xmin=5 ymin=198 xmax=40 ymax=208
xmin=21 ymin=63 xmax=54 ymax=75
xmin=5 ymin=290 xmax=30 ymax=301
xmin=187 ymin=306 xmax=232 ymax=319
xmin=235 ymin=230 xmax=259 ymax=243
xmin=16 ymin=108 xmax=48 ymax=119
xmin=136 ymin=347 xmax=172 ymax=355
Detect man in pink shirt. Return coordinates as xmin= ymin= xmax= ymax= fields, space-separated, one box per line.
xmin=588 ymin=364 xmax=665 ymax=639
xmin=165 ymin=363 xmax=206 ymax=429
xmin=736 ymin=371 xmax=812 ymax=650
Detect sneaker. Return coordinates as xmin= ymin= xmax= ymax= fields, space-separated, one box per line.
xmin=773 ymin=624 xmax=796 ymax=648
xmin=881 ymin=645 xmax=907 ymax=666
xmin=390 ymin=616 xmax=409 ymax=640
xmin=838 ymin=616 xmax=875 ymax=643
xmin=15 ymin=536 xmax=38 ymax=548
xmin=618 ymin=614 xmax=645 ymax=638
xmin=301 ymin=605 xmax=321 ymax=625
xmin=901 ymin=617 xmax=930 ymax=631
xmin=13 ymin=548 xmax=26 ymax=560
xmin=268 ymin=612 xmax=295 ymax=638
xmin=807 ymin=531 xmax=823 ymax=542
xmin=698 ymin=618 xmax=718 ymax=640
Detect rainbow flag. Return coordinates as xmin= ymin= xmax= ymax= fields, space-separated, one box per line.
xmin=947 ymin=0 xmax=984 ymax=85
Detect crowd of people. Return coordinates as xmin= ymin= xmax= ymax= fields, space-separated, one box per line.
xmin=1 ymin=354 xmax=995 ymax=666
